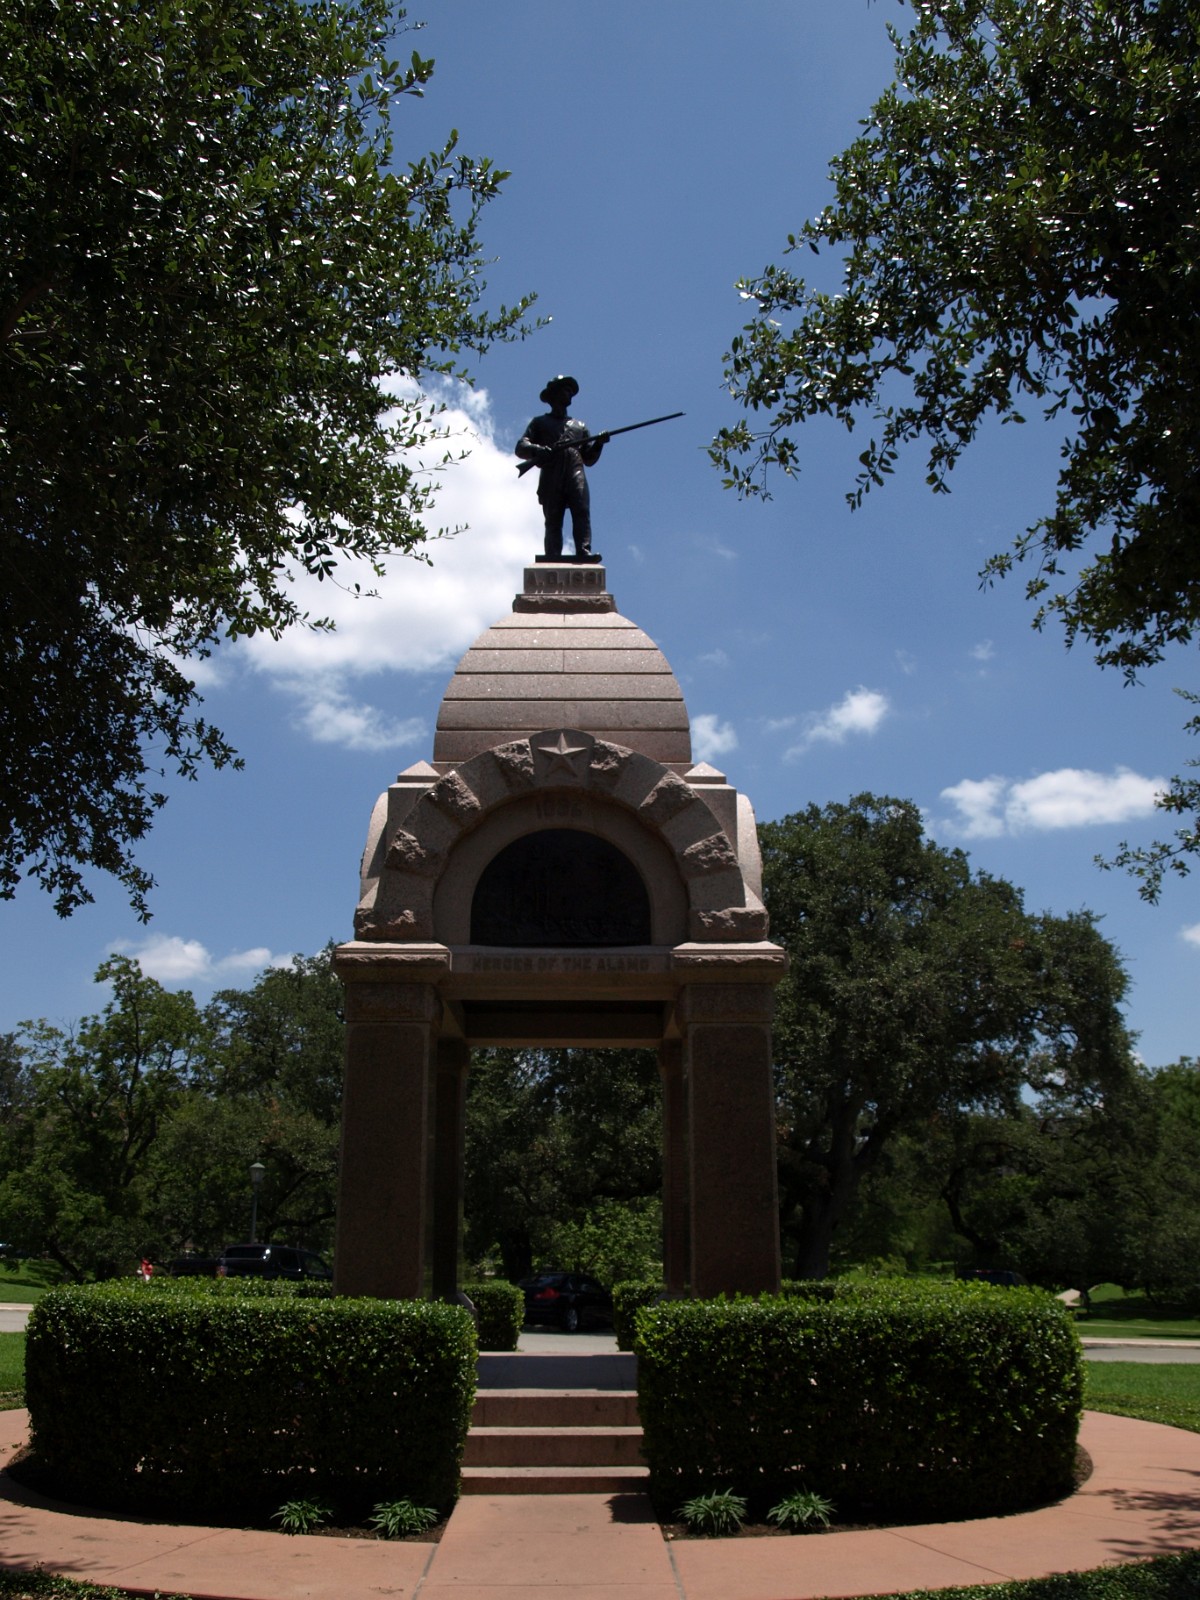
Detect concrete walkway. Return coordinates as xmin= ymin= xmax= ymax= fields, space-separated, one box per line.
xmin=4 ymin=1408 xmax=1200 ymax=1600
xmin=1082 ymin=1338 xmax=1200 ymax=1363
xmin=0 ymin=1303 xmax=33 ymax=1334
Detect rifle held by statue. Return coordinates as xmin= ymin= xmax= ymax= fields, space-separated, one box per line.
xmin=516 ymin=411 xmax=684 ymax=476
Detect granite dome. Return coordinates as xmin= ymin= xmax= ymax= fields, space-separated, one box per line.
xmin=433 ymin=602 xmax=691 ymax=767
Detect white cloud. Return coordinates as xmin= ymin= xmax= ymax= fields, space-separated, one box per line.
xmin=971 ymin=640 xmax=996 ymax=663
xmin=785 ymin=687 xmax=890 ymax=759
xmin=110 ymin=934 xmax=294 ymax=986
xmin=692 ymin=713 xmax=739 ymax=762
xmin=283 ymin=680 xmax=427 ymax=753
xmin=940 ymin=766 xmax=1166 ymax=839
xmin=939 ymin=776 xmax=1008 ymax=839
xmin=1010 ymin=767 xmax=1164 ymax=829
xmin=895 ymin=649 xmax=917 ymax=676
xmin=1182 ymin=923 xmax=1200 ymax=949
xmin=696 ymin=534 xmax=738 ymax=562
xmin=163 ymin=645 xmax=229 ymax=692
xmin=763 ymin=714 xmax=797 ymax=734
xmin=231 ymin=381 xmax=542 ymax=744
xmin=696 ymin=648 xmax=730 ymax=669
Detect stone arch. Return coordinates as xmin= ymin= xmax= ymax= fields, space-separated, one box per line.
xmin=357 ymin=730 xmax=767 ymax=946
xmin=438 ymin=799 xmax=682 ymax=946
xmin=470 ymin=829 xmax=653 ymax=946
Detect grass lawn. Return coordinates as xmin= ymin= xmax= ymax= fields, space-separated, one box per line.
xmin=0 ymin=1331 xmax=25 ymax=1407
xmin=1076 ymin=1283 xmax=1200 ymax=1341
xmin=1084 ymin=1361 xmax=1200 ymax=1431
xmin=1083 ymin=1314 xmax=1200 ymax=1339
xmin=859 ymin=1552 xmax=1200 ymax=1600
xmin=0 ymin=1261 xmax=65 ymax=1304
xmin=0 ymin=1576 xmax=190 ymax=1599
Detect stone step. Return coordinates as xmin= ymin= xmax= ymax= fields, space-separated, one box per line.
xmin=477 ymin=1351 xmax=636 ymax=1391
xmin=465 ymin=1425 xmax=645 ymax=1469
xmin=460 ymin=1464 xmax=650 ymax=1496
xmin=465 ymin=1374 xmax=647 ymax=1494
xmin=471 ymin=1388 xmax=640 ymax=1429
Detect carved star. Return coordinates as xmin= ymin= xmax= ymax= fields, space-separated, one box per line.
xmin=537 ymin=731 xmax=588 ymax=774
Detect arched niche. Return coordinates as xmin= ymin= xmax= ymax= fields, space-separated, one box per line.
xmin=432 ymin=791 xmax=688 ymax=947
xmin=471 ymin=828 xmax=652 ymax=947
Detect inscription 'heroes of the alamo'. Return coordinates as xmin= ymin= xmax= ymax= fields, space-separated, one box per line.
xmin=332 ymin=557 xmax=787 ymax=1303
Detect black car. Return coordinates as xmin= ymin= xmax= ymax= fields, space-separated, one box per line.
xmin=218 ymin=1244 xmax=332 ymax=1281
xmin=520 ymin=1271 xmax=612 ymax=1333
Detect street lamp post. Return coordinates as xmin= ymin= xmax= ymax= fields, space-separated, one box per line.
xmin=248 ymin=1161 xmax=266 ymax=1244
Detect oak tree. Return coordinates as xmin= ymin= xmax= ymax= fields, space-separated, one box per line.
xmin=714 ymin=0 xmax=1200 ymax=894
xmin=1 ymin=0 xmax=532 ymax=915
xmin=0 ymin=957 xmax=210 ymax=1278
xmin=761 ymin=795 xmax=1134 ymax=1277
xmin=464 ymin=1048 xmax=662 ymax=1283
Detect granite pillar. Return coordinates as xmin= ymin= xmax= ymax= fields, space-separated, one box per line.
xmin=679 ymin=983 xmax=781 ymax=1297
xmin=658 ymin=1039 xmax=689 ymax=1294
xmin=333 ymin=980 xmax=441 ymax=1299
xmin=431 ymin=1037 xmax=470 ymax=1301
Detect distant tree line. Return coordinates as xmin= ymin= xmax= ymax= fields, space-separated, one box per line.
xmin=1 ymin=794 xmax=1196 ymax=1295
xmin=0 ymin=949 xmax=665 ymax=1285
xmin=0 ymin=950 xmax=344 ymax=1279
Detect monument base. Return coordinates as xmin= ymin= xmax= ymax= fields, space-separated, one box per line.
xmin=515 ymin=563 xmax=616 ymax=613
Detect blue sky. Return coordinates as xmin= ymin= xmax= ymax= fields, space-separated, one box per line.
xmin=3 ymin=1 xmax=1196 ymax=1066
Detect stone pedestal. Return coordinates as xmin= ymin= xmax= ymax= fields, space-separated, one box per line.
xmin=513 ymin=563 xmax=616 ymax=613
xmin=431 ymin=1038 xmax=470 ymax=1300
xmin=333 ymin=976 xmax=441 ymax=1299
xmin=658 ymin=1039 xmax=689 ymax=1293
xmin=678 ymin=984 xmax=781 ymax=1297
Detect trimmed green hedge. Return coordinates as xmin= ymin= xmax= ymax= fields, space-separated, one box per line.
xmin=612 ymin=1281 xmax=842 ymax=1353
xmin=612 ymin=1280 xmax=664 ymax=1351
xmin=779 ymin=1277 xmax=840 ymax=1302
xmin=463 ymin=1280 xmax=523 ymax=1351
xmin=145 ymin=1274 xmax=335 ymax=1299
xmin=25 ymin=1283 xmax=476 ymax=1520
xmin=635 ymin=1279 xmax=1082 ymax=1522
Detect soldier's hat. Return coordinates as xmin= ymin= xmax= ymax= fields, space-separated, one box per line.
xmin=540 ymin=375 xmax=579 ymax=404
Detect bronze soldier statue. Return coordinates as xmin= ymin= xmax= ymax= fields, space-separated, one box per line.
xmin=516 ymin=376 xmax=609 ymax=562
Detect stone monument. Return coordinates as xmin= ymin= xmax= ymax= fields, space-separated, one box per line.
xmin=333 ymin=559 xmax=786 ymax=1301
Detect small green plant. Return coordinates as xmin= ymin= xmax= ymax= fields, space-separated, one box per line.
xmin=368 ymin=1499 xmax=439 ymax=1538
xmin=767 ymin=1488 xmax=835 ymax=1531
xmin=677 ymin=1488 xmax=747 ymax=1536
xmin=272 ymin=1498 xmax=332 ymax=1535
